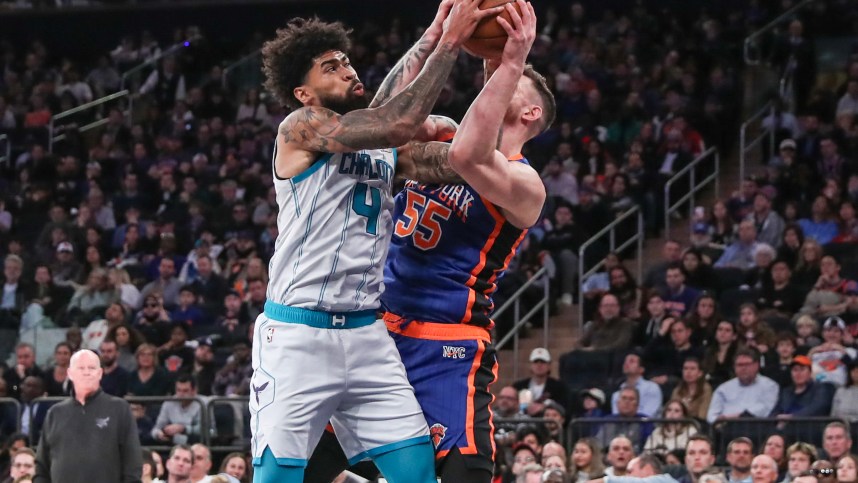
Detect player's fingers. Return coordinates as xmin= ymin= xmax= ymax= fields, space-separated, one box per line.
xmin=476 ymin=5 xmax=505 ymax=19
xmin=523 ymin=0 xmax=536 ymax=26
xmin=505 ymin=2 xmax=524 ymax=30
xmin=496 ymin=15 xmax=515 ymax=37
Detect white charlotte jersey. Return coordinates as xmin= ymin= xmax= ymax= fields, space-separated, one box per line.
xmin=268 ymin=144 xmax=396 ymax=312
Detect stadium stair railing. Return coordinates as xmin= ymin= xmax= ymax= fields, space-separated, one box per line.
xmin=738 ymin=100 xmax=776 ymax=184
xmin=664 ymin=147 xmax=721 ymax=236
xmin=743 ymin=0 xmax=816 ymax=66
xmin=48 ymin=90 xmax=129 ymax=154
xmin=494 ymin=266 xmax=551 ymax=381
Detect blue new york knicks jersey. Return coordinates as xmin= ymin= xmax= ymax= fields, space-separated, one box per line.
xmin=382 ymin=156 xmax=530 ymax=329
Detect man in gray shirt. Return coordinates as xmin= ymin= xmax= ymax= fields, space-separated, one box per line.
xmin=34 ymin=349 xmax=142 ymax=483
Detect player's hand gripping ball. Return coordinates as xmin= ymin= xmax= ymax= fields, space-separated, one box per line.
xmin=462 ymin=0 xmax=527 ymax=60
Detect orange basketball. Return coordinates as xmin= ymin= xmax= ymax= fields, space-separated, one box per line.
xmin=462 ymin=0 xmax=524 ymax=60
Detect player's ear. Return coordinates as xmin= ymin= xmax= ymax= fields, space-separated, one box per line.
xmin=293 ymin=86 xmax=312 ymax=106
xmin=522 ymin=105 xmax=543 ymax=126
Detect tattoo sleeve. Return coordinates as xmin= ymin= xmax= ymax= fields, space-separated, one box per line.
xmin=370 ymin=34 xmax=435 ymax=108
xmin=281 ymin=42 xmax=459 ymax=153
xmin=403 ymin=141 xmax=464 ymax=184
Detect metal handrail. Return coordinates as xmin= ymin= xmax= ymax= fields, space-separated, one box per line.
xmin=577 ymin=206 xmax=644 ymax=328
xmin=119 ymin=35 xmax=201 ymax=91
xmin=0 ymin=134 xmax=9 ymax=167
xmin=739 ymin=100 xmax=775 ymax=184
xmin=496 ymin=417 xmax=566 ymax=446
xmin=779 ymin=54 xmax=798 ymax=112
xmin=48 ymin=90 xmax=129 ymax=153
xmin=744 ymin=0 xmax=815 ymax=65
xmin=664 ymin=147 xmax=721 ymax=236
xmin=494 ymin=266 xmax=551 ymax=381
xmin=0 ymin=397 xmax=21 ymax=434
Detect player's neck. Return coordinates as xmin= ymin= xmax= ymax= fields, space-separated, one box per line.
xmin=498 ymin=127 xmax=528 ymax=159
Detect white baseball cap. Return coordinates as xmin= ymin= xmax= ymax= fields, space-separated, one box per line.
xmin=529 ymin=347 xmax=551 ymax=363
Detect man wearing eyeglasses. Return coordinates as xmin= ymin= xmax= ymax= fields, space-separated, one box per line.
xmin=3 ymin=448 xmax=36 ymax=483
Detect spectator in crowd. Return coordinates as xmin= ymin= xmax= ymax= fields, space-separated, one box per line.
xmin=542 ymin=401 xmax=566 ymax=443
xmin=784 ymin=442 xmax=818 ymax=483
xmin=609 ymin=266 xmax=641 ymax=320
xmin=580 ymin=388 xmax=607 ymax=420
xmin=83 ymin=302 xmax=127 ymax=351
xmin=170 ymin=286 xmax=206 ymax=329
xmin=579 ymin=294 xmax=635 ymax=351
xmin=43 ymin=343 xmax=71 ymax=397
xmin=3 ymin=343 xmax=43 ymax=400
xmin=835 ymin=455 xmax=857 ymax=483
xmin=799 ymin=257 xmax=854 ymax=320
xmin=681 ymin=435 xmax=718 ymax=483
xmin=726 ymin=437 xmax=755 ymax=483
xmin=128 ymin=343 xmax=171 ymax=397
xmin=495 ymin=386 xmax=522 ymax=420
xmin=164 ymin=444 xmax=194 ymax=483
xmin=702 ymin=321 xmax=739 ymax=389
xmin=190 ymin=340 xmax=216 ymax=396
xmin=836 ymin=80 xmax=858 ymax=118
xmin=141 ymin=258 xmax=182 ymax=310
xmin=514 ymin=348 xmax=570 ymax=417
xmin=808 ymin=317 xmax=857 ymax=387
xmin=212 ymin=338 xmax=251 ymax=397
xmin=671 ymin=357 xmax=713 ymax=421
xmin=187 ymin=255 xmax=226 ymax=315
xmin=751 ymin=455 xmax=780 ymax=483
xmin=22 ymin=265 xmax=73 ymax=330
xmin=810 ymin=460 xmax=837 ymax=483
xmin=776 ymin=225 xmax=804 ymax=271
xmin=597 ymin=388 xmax=651 ymax=451
xmin=541 ymin=203 xmax=582 ymax=306
xmin=793 ymin=240 xmax=824 ymax=290
xmin=636 ymin=291 xmax=668 ymax=347
xmin=134 ymin=294 xmax=171 ymax=347
xmin=831 ymin=357 xmax=858 ymax=424
xmin=604 ymin=436 xmax=636 ymax=477
xmin=746 ymin=192 xmax=784 ymax=249
xmin=644 ymin=240 xmax=683 ymax=290
xmin=610 ymin=352 xmax=662 ymax=417
xmin=218 ymin=453 xmax=247 ymax=483
xmin=798 ymin=196 xmax=838 ymax=246
xmin=707 ymin=348 xmax=779 ymax=424
xmin=756 ymin=260 xmax=804 ymax=323
xmin=106 ymin=324 xmax=143 ymax=372
xmin=570 ymin=438 xmax=605 ymax=483
xmin=715 ymin=221 xmax=760 ymax=270
xmin=762 ymin=434 xmax=787 ymax=481
xmin=644 ymin=318 xmax=704 ymax=386
xmin=662 ymin=265 xmax=700 ymax=317
xmin=728 ymin=179 xmax=759 ymax=223
xmin=34 ymin=349 xmax=141 ymax=483
xmin=18 ymin=376 xmax=48 ymax=441
xmin=0 ymin=255 xmax=28 ymax=335
xmin=99 ymin=339 xmax=130 ymax=398
xmin=189 ymin=443 xmax=212 ymax=483
xmin=591 ymin=453 xmax=677 ymax=483
xmin=5 ymin=449 xmax=36 ymax=483
xmin=764 ymin=333 xmax=799 ymax=389
xmin=157 ymin=323 xmax=194 ymax=375
xmin=770 ymin=355 xmax=835 ymax=418
xmin=644 ymin=399 xmax=698 ymax=456
xmin=151 ymin=375 xmax=208 ymax=445
xmin=822 ymin=422 xmax=852 ymax=462
xmin=736 ymin=304 xmax=775 ymax=356
xmin=542 ymin=159 xmax=579 ymax=208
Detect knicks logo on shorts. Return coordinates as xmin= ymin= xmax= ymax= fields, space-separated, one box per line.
xmin=429 ymin=423 xmax=447 ymax=448
xmin=442 ymin=345 xmax=466 ymax=359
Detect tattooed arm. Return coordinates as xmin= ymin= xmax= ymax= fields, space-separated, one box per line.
xmin=369 ymin=0 xmax=453 ymax=109
xmin=395 ymin=141 xmax=463 ymax=184
xmin=278 ymin=0 xmax=503 ymax=155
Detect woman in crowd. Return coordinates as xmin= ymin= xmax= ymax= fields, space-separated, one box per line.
xmin=109 ymin=267 xmax=142 ymax=311
xmin=127 ymin=343 xmax=171 ymax=397
xmin=763 ymin=433 xmax=788 ymax=482
xmin=670 ymin=357 xmax=713 ymax=420
xmin=837 ymin=454 xmax=857 ymax=483
xmin=778 ymin=224 xmax=805 ymax=269
xmin=737 ymin=303 xmax=775 ymax=354
xmin=708 ymin=200 xmax=735 ymax=251
xmin=44 ymin=342 xmax=72 ymax=396
xmin=569 ymin=438 xmax=605 ymax=483
xmin=644 ymin=399 xmax=698 ymax=455
xmin=703 ymin=320 xmax=739 ymax=388
xmin=685 ymin=294 xmax=721 ymax=346
xmin=106 ymin=323 xmax=145 ymax=372
xmin=681 ymin=248 xmax=716 ymax=292
xmin=219 ymin=452 xmax=248 ymax=483
xmin=66 ymin=268 xmax=118 ymax=323
xmin=831 ymin=358 xmax=858 ymax=421
xmin=793 ymin=239 xmax=824 ymax=289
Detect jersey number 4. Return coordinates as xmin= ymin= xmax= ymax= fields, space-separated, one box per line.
xmin=353 ymin=183 xmax=381 ymax=235
xmin=393 ymin=191 xmax=451 ymax=250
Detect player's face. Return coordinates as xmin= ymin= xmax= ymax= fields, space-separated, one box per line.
xmin=305 ymin=50 xmax=368 ymax=113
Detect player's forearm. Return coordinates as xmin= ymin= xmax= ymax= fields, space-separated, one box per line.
xmin=404 ymin=141 xmax=464 ymax=184
xmin=450 ymin=62 xmax=521 ymax=165
xmin=370 ymin=29 xmax=440 ymax=108
xmin=354 ymin=40 xmax=459 ymax=146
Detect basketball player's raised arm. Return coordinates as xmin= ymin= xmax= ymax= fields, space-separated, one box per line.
xmin=448 ymin=0 xmax=544 ymax=225
xmin=369 ymin=0 xmax=454 ymax=108
xmin=280 ymin=0 xmax=503 ymax=154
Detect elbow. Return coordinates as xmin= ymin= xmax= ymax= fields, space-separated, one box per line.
xmin=447 ymin=144 xmax=471 ymax=170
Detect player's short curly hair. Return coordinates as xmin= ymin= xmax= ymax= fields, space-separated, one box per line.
xmin=261 ymin=17 xmax=352 ymax=110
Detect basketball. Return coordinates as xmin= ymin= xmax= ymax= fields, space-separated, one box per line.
xmin=462 ymin=0 xmax=524 ymax=60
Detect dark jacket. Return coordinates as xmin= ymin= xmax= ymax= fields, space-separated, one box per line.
xmin=34 ymin=389 xmax=142 ymax=483
xmin=770 ymin=381 xmax=836 ymax=417
xmin=513 ymin=377 xmax=571 ymax=416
